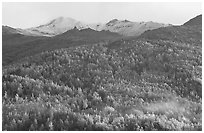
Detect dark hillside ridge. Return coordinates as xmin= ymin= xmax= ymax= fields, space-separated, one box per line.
xmin=2 ymin=25 xmax=41 ymax=36
xmin=2 ymin=26 xmax=21 ymax=35
xmin=138 ymin=26 xmax=201 ymax=44
xmin=55 ymin=27 xmax=122 ymax=42
xmin=138 ymin=15 xmax=202 ymax=44
xmin=183 ymin=14 xmax=202 ymax=26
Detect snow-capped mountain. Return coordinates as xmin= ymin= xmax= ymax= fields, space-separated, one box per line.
xmin=24 ymin=17 xmax=171 ymax=37
xmin=99 ymin=19 xmax=171 ymax=36
xmin=26 ymin=17 xmax=89 ymax=36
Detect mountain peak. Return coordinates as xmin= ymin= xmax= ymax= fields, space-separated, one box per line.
xmin=36 ymin=17 xmax=77 ymax=28
xmin=27 ymin=17 xmax=88 ymax=36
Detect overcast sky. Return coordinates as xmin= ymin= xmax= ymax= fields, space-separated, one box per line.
xmin=2 ymin=2 xmax=202 ymax=29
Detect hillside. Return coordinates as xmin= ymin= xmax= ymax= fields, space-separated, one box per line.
xmin=2 ymin=15 xmax=202 ymax=131
xmin=55 ymin=27 xmax=122 ymax=42
xmin=138 ymin=15 xmax=202 ymax=44
xmin=138 ymin=25 xmax=201 ymax=44
xmin=2 ymin=26 xmax=42 ymax=36
xmin=2 ymin=26 xmax=22 ymax=35
xmin=183 ymin=15 xmax=202 ymax=26
xmin=2 ymin=27 xmax=122 ymax=66
xmin=2 ymin=30 xmax=49 ymax=65
xmin=2 ymin=39 xmax=202 ymax=130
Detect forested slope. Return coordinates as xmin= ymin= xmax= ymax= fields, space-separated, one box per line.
xmin=2 ymin=27 xmax=122 ymax=66
xmin=2 ymin=39 xmax=202 ymax=130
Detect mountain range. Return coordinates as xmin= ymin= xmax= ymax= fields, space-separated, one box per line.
xmin=4 ymin=17 xmax=171 ymax=37
xmin=2 ymin=15 xmax=202 ymax=65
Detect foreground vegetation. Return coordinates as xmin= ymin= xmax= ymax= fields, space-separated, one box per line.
xmin=2 ymin=37 xmax=202 ymax=130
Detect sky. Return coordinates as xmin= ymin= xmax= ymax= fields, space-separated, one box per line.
xmin=2 ymin=2 xmax=202 ymax=29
